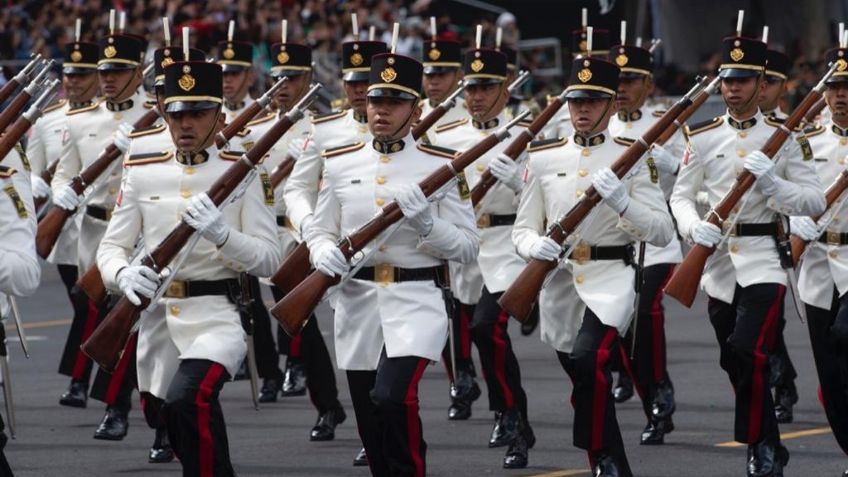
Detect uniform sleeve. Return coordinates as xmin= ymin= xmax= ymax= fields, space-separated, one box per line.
xmin=670 ymin=140 xmax=705 ymax=243
xmin=618 ymin=160 xmax=674 ymax=247
xmin=214 ymin=173 xmax=282 ymax=277
xmin=305 ymin=162 xmax=343 ymax=262
xmin=0 ymin=173 xmax=40 ymax=297
xmin=52 ymin=120 xmax=81 ymax=192
xmin=97 ymin=169 xmax=142 ymax=289
xmin=512 ymin=160 xmax=547 ymax=261
xmin=27 ymin=118 xmax=48 ymax=175
xmin=418 ymin=179 xmax=480 ymax=263
xmin=767 ymin=135 xmax=826 ymax=216
xmin=283 ymin=131 xmax=321 ymax=233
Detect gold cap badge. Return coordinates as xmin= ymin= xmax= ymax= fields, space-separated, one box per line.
xmin=380 ymin=67 xmax=397 ymax=83
xmin=730 ymin=48 xmax=744 ymax=62
xmin=837 ymin=58 xmax=848 ymax=72
xmin=577 ymin=68 xmax=593 ymax=83
xmin=104 ymin=45 xmax=117 ymax=58
xmin=223 ymin=47 xmax=235 ymax=59
xmin=615 ymin=54 xmax=628 ymax=66
xmin=161 ymin=55 xmax=174 ymax=68
xmin=350 ymin=52 xmax=363 ymax=66
xmin=470 ymin=59 xmax=484 ymax=72
xmin=70 ymin=50 xmax=83 ymax=62
xmin=179 ymin=66 xmax=196 ymax=92
xmin=277 ymin=51 xmax=289 ymax=64
xmin=428 ymin=48 xmax=441 ymax=61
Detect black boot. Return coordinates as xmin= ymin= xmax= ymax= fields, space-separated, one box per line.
xmin=258 ymin=377 xmax=282 ymax=403
xmin=148 ymin=427 xmax=175 ymax=463
xmin=448 ymin=364 xmax=481 ymax=421
xmin=640 ymin=416 xmax=674 ymax=445
xmin=651 ymin=378 xmax=676 ymax=419
xmin=613 ymin=373 xmax=634 ymax=403
xmin=489 ymin=409 xmax=521 ymax=448
xmin=774 ymin=382 xmax=797 ymax=424
xmin=747 ymin=440 xmax=788 ymax=477
xmin=352 ymin=447 xmax=368 ymax=467
xmin=280 ymin=358 xmax=306 ymax=397
xmin=93 ymin=406 xmax=129 ymax=440
xmin=503 ymin=433 xmax=528 ymax=468
xmin=310 ymin=407 xmax=346 ymax=441
xmin=591 ymin=453 xmax=621 ymax=477
xmin=59 ymin=381 xmax=88 ymax=408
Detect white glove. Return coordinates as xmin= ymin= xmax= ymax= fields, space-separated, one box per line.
xmin=395 ymin=184 xmax=434 ymax=236
xmin=650 ymin=144 xmax=680 ymax=174
xmin=529 ymin=236 xmax=561 ymax=261
xmin=181 ymin=193 xmax=230 ymax=246
xmin=53 ymin=185 xmax=81 ymax=210
xmin=287 ymin=136 xmax=307 ymax=161
xmin=790 ymin=216 xmax=819 ymax=241
xmin=592 ymin=168 xmax=630 ymax=215
xmin=690 ymin=221 xmax=722 ymax=247
xmin=114 ymin=122 xmax=133 ymax=154
xmin=116 ymin=265 xmax=160 ymax=306
xmin=488 ymin=153 xmax=523 ymax=193
xmin=312 ymin=244 xmax=349 ymax=277
xmin=31 ymin=175 xmax=52 ymax=199
xmin=743 ymin=151 xmax=779 ymax=195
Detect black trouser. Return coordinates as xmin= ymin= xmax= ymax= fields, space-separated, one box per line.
xmin=246 ymin=276 xmax=282 ymax=380
xmin=623 ymin=263 xmax=675 ymax=419
xmin=271 ymin=287 xmax=340 ymax=413
xmin=558 ymin=310 xmax=632 ymax=477
xmin=769 ymin=312 xmax=797 ymax=391
xmin=89 ymin=332 xmax=137 ymax=411
xmin=164 ymin=359 xmax=234 ymax=477
xmin=0 ymin=413 xmax=11 ymax=477
xmin=806 ymin=290 xmax=848 ymax=455
xmin=471 ymin=286 xmax=528 ymax=418
xmin=707 ymin=283 xmax=785 ymax=444
xmin=56 ymin=264 xmax=78 ymax=303
xmin=57 ymin=285 xmax=96 ymax=384
xmin=441 ymin=299 xmax=475 ymax=381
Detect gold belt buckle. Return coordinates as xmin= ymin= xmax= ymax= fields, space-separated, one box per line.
xmin=105 ymin=208 xmax=113 ymax=220
xmin=721 ymin=221 xmax=736 ymax=236
xmin=374 ymin=263 xmax=395 ymax=285
xmin=828 ymin=230 xmax=841 ymax=245
xmin=284 ymin=216 xmax=295 ymax=231
xmin=477 ymin=214 xmax=491 ymax=229
xmin=571 ymin=242 xmax=591 ymax=265
xmin=165 ymin=280 xmax=186 ymax=298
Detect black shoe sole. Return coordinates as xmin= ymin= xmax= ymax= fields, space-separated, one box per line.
xmin=59 ymin=399 xmax=87 ymax=408
xmin=280 ymin=389 xmax=307 ymax=397
xmin=148 ymin=452 xmax=175 ymax=464
xmin=310 ymin=432 xmax=335 ymax=442
xmin=93 ymin=432 xmax=127 ymax=441
xmin=503 ymin=459 xmax=528 ymax=469
xmin=352 ymin=459 xmax=369 ymax=467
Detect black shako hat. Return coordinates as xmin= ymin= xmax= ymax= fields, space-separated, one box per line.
xmin=463 ymin=48 xmax=508 ymax=86
xmin=154 ymin=47 xmax=206 ymax=87
xmin=367 ymin=53 xmax=422 ymax=100
xmin=97 ymin=34 xmax=145 ymax=71
xmin=565 ymin=56 xmax=620 ymax=99
xmin=718 ymin=36 xmax=766 ymax=79
xmin=422 ymin=40 xmax=462 ymax=74
xmin=610 ymin=44 xmax=653 ymax=78
xmin=342 ymin=40 xmax=387 ymax=82
xmin=64 ymin=41 xmax=99 ymax=74
xmin=163 ymin=61 xmax=223 ymax=113
xmin=217 ymin=41 xmax=254 ymax=72
xmin=270 ymin=42 xmax=312 ymax=78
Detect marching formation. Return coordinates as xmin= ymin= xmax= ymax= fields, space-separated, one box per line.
xmin=3 ymin=6 xmax=848 ymax=477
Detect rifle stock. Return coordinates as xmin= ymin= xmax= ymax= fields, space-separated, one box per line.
xmin=655 ymin=76 xmax=720 ymax=146
xmin=664 ymin=67 xmax=836 ymax=307
xmin=498 ymin=77 xmax=710 ymax=321
xmin=0 ymin=79 xmax=59 ymax=166
xmin=0 ymin=54 xmax=41 ymax=105
xmin=789 ymin=169 xmax=848 ymax=265
xmin=802 ymin=97 xmax=827 ymax=127
xmin=411 ymin=82 xmax=465 ymax=140
xmin=269 ymin=156 xmax=296 ymax=189
xmin=77 ymin=262 xmax=108 ymax=303
xmin=270 ymin=112 xmax=530 ymax=335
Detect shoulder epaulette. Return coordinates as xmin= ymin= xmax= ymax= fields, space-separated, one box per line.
xmin=803 ymin=124 xmax=825 ymax=138
xmin=763 ymin=115 xmax=801 ymax=131
xmin=685 ymin=117 xmax=723 ymax=136
xmin=311 ymin=110 xmax=346 ymax=124
xmin=66 ymin=101 xmax=100 ymax=116
xmin=0 ymin=166 xmax=17 ymax=178
xmin=527 ymin=137 xmax=568 ymax=153
xmin=44 ymin=99 xmax=67 ymax=114
xmin=236 ymin=128 xmax=251 ymax=138
xmin=434 ymin=118 xmax=469 ymax=134
xmin=614 ymin=136 xmax=637 ymax=147
xmin=652 ymin=109 xmax=666 ymax=118
xmin=128 ymin=123 xmax=166 ymax=138
xmin=321 ymin=142 xmax=365 ymax=159
xmin=246 ymin=113 xmax=275 ymax=127
xmin=220 ymin=151 xmax=246 ymax=161
xmin=143 ymin=100 xmax=157 ymax=110
xmin=417 ymin=143 xmax=459 ymax=159
xmin=123 ymin=151 xmax=172 ymax=166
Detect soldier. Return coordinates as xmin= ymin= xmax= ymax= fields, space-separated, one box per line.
xmin=670 ymin=36 xmax=825 ymax=476
xmin=760 ymin=48 xmax=790 ymax=120
xmin=217 ymin=21 xmax=255 ymax=122
xmin=419 ymin=38 xmax=466 ymax=132
xmin=790 ymin=44 xmax=848 ymax=477
xmin=97 ymin=59 xmax=280 ymax=476
xmin=28 ymin=35 xmax=97 ymax=405
xmin=428 ymin=47 xmax=533 ymax=468
xmin=607 ymin=40 xmax=683 ymax=444
xmin=51 ymin=30 xmax=148 ymax=440
xmin=306 ymin=51 xmax=478 ymax=477
xmin=513 ymin=54 xmax=674 ymax=477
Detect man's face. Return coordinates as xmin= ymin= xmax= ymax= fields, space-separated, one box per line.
xmin=275 ymin=73 xmax=310 ymax=110
xmin=343 ymin=80 xmax=368 ymax=116
xmin=721 ymin=76 xmax=763 ymax=112
xmin=423 ymin=70 xmax=460 ymax=104
xmin=367 ymin=96 xmax=421 ymax=141
xmin=63 ymin=72 xmax=98 ymax=103
xmin=568 ymin=96 xmax=617 ymax=135
xmin=758 ymin=77 xmax=785 ymax=112
xmin=616 ymin=76 xmax=651 ymax=113
xmin=166 ymin=107 xmax=224 ymax=152
xmin=825 ymin=82 xmax=848 ymax=120
xmin=464 ymin=82 xmax=508 ymax=121
xmin=98 ymin=68 xmax=141 ymax=101
xmin=222 ymin=69 xmax=254 ymax=103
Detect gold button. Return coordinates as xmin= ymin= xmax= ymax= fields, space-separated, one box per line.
xmin=576 ymin=189 xmax=584 ymax=197
xmin=575 ymin=275 xmax=584 ymax=284
xmin=108 ymin=187 xmax=116 ymax=195
xmin=375 ymin=197 xmax=385 ymax=206
xmin=830 ymin=250 xmax=838 ymax=259
xmin=181 ymin=190 xmax=191 ymax=198
xmin=184 ymin=166 xmax=195 ymax=175
xmin=737 ymin=149 xmax=747 ymax=158
xmin=841 ymin=138 xmax=847 ymax=146
xmin=625 ymin=123 xmax=632 ymax=129
xmin=170 ymin=305 xmax=180 ymax=316
xmin=476 ymin=164 xmax=485 ymax=172
xmin=380 ymin=155 xmax=390 ymax=163
xmin=840 ymin=159 xmax=846 ymax=166
xmin=378 ymin=245 xmax=387 ymax=252
xmin=578 ymin=169 xmax=588 ymax=177
xmin=581 ymin=148 xmax=591 ymax=157
xmin=376 ymin=176 xmax=386 ymax=185
xmin=113 ymin=113 xmax=122 ymax=120
xmin=730 ymin=244 xmax=739 ymax=254
xmin=739 ymin=131 xmax=747 ymax=138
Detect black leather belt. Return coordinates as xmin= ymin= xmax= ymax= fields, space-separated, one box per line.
xmin=569 ymin=243 xmax=634 ymax=265
xmin=276 ymin=215 xmax=289 ymax=227
xmin=162 ymin=278 xmax=239 ymax=299
xmin=477 ymin=213 xmax=516 ymax=228
xmin=723 ymin=222 xmax=778 ymax=237
xmin=353 ymin=265 xmax=442 ymax=284
xmin=818 ymin=230 xmax=848 ymax=245
xmin=85 ymin=205 xmax=112 ymax=221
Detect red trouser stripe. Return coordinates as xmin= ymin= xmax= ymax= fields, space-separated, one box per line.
xmin=290 ymin=334 xmax=302 ymax=358
xmin=196 ymin=363 xmax=225 ymax=477
xmin=747 ymin=285 xmax=784 ymax=442
xmin=492 ymin=310 xmax=515 ymax=409
xmin=592 ymin=328 xmax=619 ymax=450
xmin=405 ymin=359 xmax=429 ymax=477
xmin=651 ymin=266 xmax=675 ymax=382
xmin=459 ymin=305 xmax=471 ymax=360
xmin=104 ymin=334 xmax=136 ymax=405
xmin=72 ymin=299 xmax=99 ymax=380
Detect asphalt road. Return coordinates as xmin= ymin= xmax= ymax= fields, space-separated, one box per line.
xmin=3 ymin=264 xmax=846 ymax=476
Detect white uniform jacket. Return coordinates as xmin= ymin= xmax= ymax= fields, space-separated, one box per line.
xmin=223 ymin=96 xmax=256 ymax=123
xmin=0 ymin=164 xmax=40 ymax=317
xmin=419 ymin=98 xmax=469 ymax=143
xmin=670 ymin=111 xmax=825 ymax=304
xmin=513 ymin=131 xmax=674 ymax=353
xmin=307 ymin=135 xmax=479 ymax=370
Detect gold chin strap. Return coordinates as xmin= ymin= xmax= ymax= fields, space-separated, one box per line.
xmin=193 ymin=107 xmax=223 ymax=154
xmin=730 ymin=73 xmax=764 ymax=115
xmin=579 ymin=96 xmax=615 ymax=137
xmin=477 ymin=81 xmax=507 ymax=124
xmin=110 ymin=65 xmax=141 ymax=104
xmin=386 ymin=99 xmax=419 ymax=141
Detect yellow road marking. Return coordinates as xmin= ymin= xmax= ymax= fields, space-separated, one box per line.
xmin=715 ymin=426 xmax=832 ymax=447
xmin=4 ymin=318 xmax=72 ymax=331
xmin=523 ymin=470 xmax=589 ymax=477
